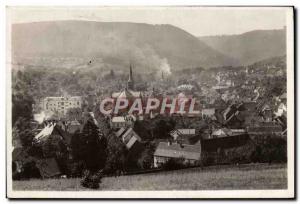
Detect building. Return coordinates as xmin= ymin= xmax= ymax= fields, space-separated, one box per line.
xmin=111 ymin=88 xmax=142 ymax=100
xmin=246 ymin=122 xmax=282 ymax=135
xmin=153 ymin=142 xmax=201 ymax=168
xmin=111 ymin=65 xmax=143 ymax=114
xmin=170 ymin=129 xmax=198 ymax=145
xmin=210 ymin=128 xmax=246 ymax=139
xmin=127 ymin=64 xmax=134 ymax=90
xmin=110 ymin=115 xmax=135 ymax=129
xmin=170 ymin=129 xmax=195 ymax=140
xmin=115 ymin=127 xmax=142 ymax=149
xmin=201 ymin=108 xmax=215 ymax=119
xmin=42 ymin=96 xmax=82 ymax=116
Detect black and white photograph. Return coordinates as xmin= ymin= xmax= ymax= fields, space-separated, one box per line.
xmin=6 ymin=6 xmax=294 ymax=199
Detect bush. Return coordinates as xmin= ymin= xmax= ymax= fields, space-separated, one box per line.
xmin=250 ymin=135 xmax=287 ymax=163
xmin=162 ymin=158 xmax=186 ymax=170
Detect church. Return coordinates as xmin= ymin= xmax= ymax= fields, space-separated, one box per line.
xmin=111 ymin=64 xmax=142 ymax=100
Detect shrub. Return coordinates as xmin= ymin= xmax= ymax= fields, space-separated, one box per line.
xmin=162 ymin=157 xmax=185 ymax=170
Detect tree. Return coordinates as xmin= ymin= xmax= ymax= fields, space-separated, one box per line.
xmin=137 ymin=143 xmax=155 ymax=169
xmin=104 ymin=132 xmax=127 ymax=174
xmin=73 ymin=119 xmax=107 ymax=189
xmin=13 ymin=117 xmax=34 ymax=147
xmin=12 ymin=83 xmax=34 ymax=125
xmin=75 ymin=119 xmax=107 ymax=172
xmin=152 ymin=118 xmax=176 ymax=139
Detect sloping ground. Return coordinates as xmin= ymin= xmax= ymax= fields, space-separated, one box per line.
xmin=12 ymin=21 xmax=236 ymax=71
xmin=199 ymin=29 xmax=286 ymax=65
xmin=13 ymin=163 xmax=286 ymax=191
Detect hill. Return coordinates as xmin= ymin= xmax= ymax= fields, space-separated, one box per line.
xmin=11 ymin=20 xmax=237 ymax=73
xmin=199 ymin=29 xmax=286 ymax=66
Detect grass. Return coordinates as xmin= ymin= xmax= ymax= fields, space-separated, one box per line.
xmin=13 ymin=163 xmax=287 ymax=191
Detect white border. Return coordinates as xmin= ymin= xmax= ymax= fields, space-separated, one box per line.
xmin=5 ymin=6 xmax=295 ymax=199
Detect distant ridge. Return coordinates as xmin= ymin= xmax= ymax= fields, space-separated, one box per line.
xmin=198 ymin=29 xmax=286 ymax=66
xmin=12 ymin=20 xmax=237 ymax=72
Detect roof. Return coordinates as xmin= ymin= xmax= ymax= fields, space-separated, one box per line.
xmin=36 ymin=158 xmax=61 ymax=178
xmin=34 ymin=123 xmax=56 ymax=141
xmin=126 ymin=136 xmax=138 ymax=149
xmin=69 ymin=120 xmax=81 ymax=126
xmin=170 ymin=129 xmax=196 ymax=137
xmin=112 ymin=89 xmax=141 ymax=98
xmin=202 ymin=108 xmax=215 ymax=115
xmin=154 ymin=142 xmax=201 ymax=160
xmin=111 ymin=116 xmax=126 ymax=123
xmin=177 ymin=84 xmax=194 ymax=90
xmin=122 ymin=127 xmax=141 ymax=142
xmin=212 ymin=128 xmax=229 ymax=137
xmin=212 ymin=128 xmax=246 ymax=137
xmin=115 ymin=127 xmax=127 ymax=137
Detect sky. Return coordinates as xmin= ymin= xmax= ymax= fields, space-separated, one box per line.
xmin=8 ymin=7 xmax=288 ymax=36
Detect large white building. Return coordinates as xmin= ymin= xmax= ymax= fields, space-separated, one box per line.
xmin=42 ymin=96 xmax=82 ymax=116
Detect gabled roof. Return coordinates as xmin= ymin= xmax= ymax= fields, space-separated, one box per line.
xmin=122 ymin=127 xmax=141 ymax=142
xmin=154 ymin=142 xmax=201 ymax=160
xmin=34 ymin=123 xmax=56 ymax=141
xmin=112 ymin=89 xmax=141 ymax=98
xmin=115 ymin=127 xmax=127 ymax=137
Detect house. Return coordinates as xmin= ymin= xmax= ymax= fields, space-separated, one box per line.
xmin=153 ymin=142 xmax=201 ymax=168
xmin=110 ymin=115 xmax=135 ymax=129
xmin=115 ymin=127 xmax=142 ymax=149
xmin=169 ymin=129 xmax=197 ymax=144
xmin=201 ymin=108 xmax=215 ymax=119
xmin=246 ymin=122 xmax=282 ymax=135
xmin=210 ymin=128 xmax=246 ymax=139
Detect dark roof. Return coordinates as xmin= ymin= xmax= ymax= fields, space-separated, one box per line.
xmin=36 ymin=158 xmax=61 ymax=178
xmin=154 ymin=142 xmax=201 ymax=160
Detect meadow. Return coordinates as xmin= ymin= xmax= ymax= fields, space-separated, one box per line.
xmin=13 ymin=163 xmax=287 ymax=191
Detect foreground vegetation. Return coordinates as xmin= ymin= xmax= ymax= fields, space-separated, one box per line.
xmin=13 ymin=163 xmax=287 ymax=191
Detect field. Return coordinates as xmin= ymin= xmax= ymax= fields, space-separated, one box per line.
xmin=13 ymin=163 xmax=287 ymax=191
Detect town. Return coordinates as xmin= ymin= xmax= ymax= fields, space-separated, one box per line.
xmin=12 ymin=55 xmax=287 ymax=188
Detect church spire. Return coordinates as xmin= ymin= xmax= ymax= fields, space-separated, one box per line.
xmin=127 ymin=63 xmax=134 ymax=90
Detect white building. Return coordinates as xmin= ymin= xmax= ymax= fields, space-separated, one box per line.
xmin=42 ymin=96 xmax=82 ymax=116
xmin=110 ymin=115 xmax=135 ymax=129
xmin=153 ymin=142 xmax=201 ymax=168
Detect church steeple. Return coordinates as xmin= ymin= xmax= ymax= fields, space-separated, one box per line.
xmin=127 ymin=64 xmax=134 ymax=90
